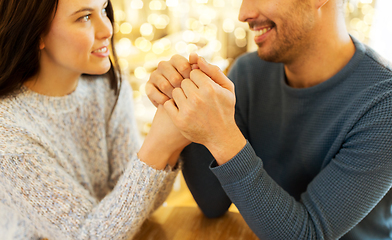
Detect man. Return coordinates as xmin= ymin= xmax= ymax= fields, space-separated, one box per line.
xmin=146 ymin=0 xmax=392 ymax=239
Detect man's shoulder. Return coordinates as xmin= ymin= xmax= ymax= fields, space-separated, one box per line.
xmin=362 ymin=45 xmax=392 ymax=74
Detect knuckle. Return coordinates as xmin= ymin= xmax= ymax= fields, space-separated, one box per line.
xmin=157 ymin=61 xmax=168 ymax=70
xmin=177 ymin=63 xmax=191 ymax=75
xmin=145 ymin=83 xmax=153 ymax=95
xmin=172 ymin=54 xmax=186 ymax=62
xmin=148 ymin=70 xmax=158 ymax=82
xmin=169 ymin=74 xmax=183 ymax=87
xmin=158 ymin=80 xmax=172 ymax=93
xmin=158 ymin=95 xmax=169 ymax=104
xmin=145 ymin=87 xmax=167 ymax=105
xmin=190 ymin=95 xmax=201 ymax=106
xmin=204 ymin=83 xmax=215 ymax=94
xmin=212 ymin=65 xmax=221 ymax=73
xmin=181 ymin=107 xmax=192 ymax=119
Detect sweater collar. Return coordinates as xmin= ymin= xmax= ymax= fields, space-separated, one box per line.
xmin=281 ymin=36 xmax=366 ymax=97
xmin=19 ymin=77 xmax=88 ymax=114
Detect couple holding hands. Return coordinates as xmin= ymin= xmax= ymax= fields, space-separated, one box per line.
xmin=1 ymin=0 xmax=392 ymax=239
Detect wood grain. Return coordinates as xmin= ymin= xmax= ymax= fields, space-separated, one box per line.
xmin=132 ymin=172 xmax=259 ymax=240
xmin=133 ymin=206 xmax=259 ymax=240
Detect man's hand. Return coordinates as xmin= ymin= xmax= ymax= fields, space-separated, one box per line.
xmin=163 ymin=57 xmax=246 ymax=165
xmin=146 ymin=54 xmax=198 ymax=107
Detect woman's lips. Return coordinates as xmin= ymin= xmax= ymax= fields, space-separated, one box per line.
xmin=91 ymin=46 xmax=109 ymax=57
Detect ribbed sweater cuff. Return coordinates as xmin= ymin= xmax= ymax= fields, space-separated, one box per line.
xmin=209 ymin=141 xmax=263 ymax=185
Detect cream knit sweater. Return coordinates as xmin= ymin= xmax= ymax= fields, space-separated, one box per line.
xmin=0 ymin=77 xmax=178 ymax=240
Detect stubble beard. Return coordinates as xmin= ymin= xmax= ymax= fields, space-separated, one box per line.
xmin=256 ymin=1 xmax=315 ymax=64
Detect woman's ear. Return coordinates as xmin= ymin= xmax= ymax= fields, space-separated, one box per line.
xmin=39 ymin=38 xmax=45 ymax=50
xmin=316 ymin=0 xmax=329 ymax=9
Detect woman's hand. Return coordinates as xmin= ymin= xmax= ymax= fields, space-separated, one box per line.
xmin=138 ymin=105 xmax=191 ymax=169
xmin=146 ymin=53 xmax=199 ymax=107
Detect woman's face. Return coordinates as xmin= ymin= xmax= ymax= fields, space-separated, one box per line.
xmin=40 ymin=0 xmax=113 ymax=77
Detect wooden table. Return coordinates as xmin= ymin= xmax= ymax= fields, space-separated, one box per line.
xmin=133 ymin=206 xmax=259 ymax=240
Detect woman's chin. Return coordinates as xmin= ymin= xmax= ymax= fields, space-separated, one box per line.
xmin=85 ymin=65 xmax=112 ymax=76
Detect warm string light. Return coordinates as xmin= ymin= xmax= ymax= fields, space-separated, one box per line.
xmin=345 ymin=0 xmax=375 ymax=43
xmin=110 ymin=0 xmax=374 ymax=135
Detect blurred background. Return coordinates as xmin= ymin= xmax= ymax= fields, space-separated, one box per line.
xmin=109 ymin=0 xmax=392 ymax=134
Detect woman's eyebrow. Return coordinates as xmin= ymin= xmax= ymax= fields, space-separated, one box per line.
xmin=71 ymin=1 xmax=108 ymax=16
xmin=71 ymin=8 xmax=94 ymax=16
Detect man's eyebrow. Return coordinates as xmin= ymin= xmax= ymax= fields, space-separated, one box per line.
xmin=71 ymin=1 xmax=108 ymax=16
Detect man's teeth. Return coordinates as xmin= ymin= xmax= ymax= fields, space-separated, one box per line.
xmin=93 ymin=47 xmax=107 ymax=53
xmin=254 ymin=27 xmax=271 ymax=37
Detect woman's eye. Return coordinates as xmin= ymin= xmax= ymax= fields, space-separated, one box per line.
xmin=79 ymin=15 xmax=91 ymax=22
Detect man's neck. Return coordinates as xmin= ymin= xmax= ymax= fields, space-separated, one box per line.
xmin=283 ymin=2 xmax=356 ymax=89
xmin=284 ymin=33 xmax=355 ymax=89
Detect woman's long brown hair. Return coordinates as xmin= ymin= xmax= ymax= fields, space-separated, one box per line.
xmin=0 ymin=0 xmax=121 ymax=98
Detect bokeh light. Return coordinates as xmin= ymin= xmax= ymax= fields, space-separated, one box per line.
xmin=109 ymin=0 xmax=377 ymax=135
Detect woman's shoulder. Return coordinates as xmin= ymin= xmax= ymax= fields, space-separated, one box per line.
xmin=0 ymin=104 xmax=41 ymax=156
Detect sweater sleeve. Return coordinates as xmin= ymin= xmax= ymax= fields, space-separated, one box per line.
xmin=210 ymin=93 xmax=392 ymax=239
xmin=106 ymin=80 xmax=179 ymax=216
xmin=0 ymin=80 xmax=179 ymax=240
xmin=0 ymin=153 xmax=176 ymax=240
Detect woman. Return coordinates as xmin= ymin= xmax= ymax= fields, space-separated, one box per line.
xmin=0 ymin=0 xmax=190 ymax=239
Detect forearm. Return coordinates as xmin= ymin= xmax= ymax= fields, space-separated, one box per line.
xmin=86 ymin=158 xmax=173 ymax=238
xmin=181 ymin=143 xmax=232 ymax=218
xmin=211 ymin=142 xmax=392 ymax=239
xmin=0 ymin=154 xmax=175 ymax=240
xmin=149 ymin=166 xmax=180 ymax=214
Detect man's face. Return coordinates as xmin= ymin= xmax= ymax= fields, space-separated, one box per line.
xmin=239 ymin=0 xmax=316 ymax=63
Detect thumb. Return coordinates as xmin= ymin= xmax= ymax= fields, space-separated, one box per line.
xmin=189 ymin=53 xmax=198 ymax=65
xmin=189 ymin=53 xmax=199 ymax=70
xmin=197 ymin=57 xmax=234 ymax=93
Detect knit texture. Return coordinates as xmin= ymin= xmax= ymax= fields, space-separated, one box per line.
xmin=0 ymin=77 xmax=179 ymax=240
xmin=182 ymin=37 xmax=392 ymax=239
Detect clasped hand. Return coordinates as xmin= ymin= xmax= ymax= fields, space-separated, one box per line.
xmin=147 ymin=54 xmax=246 ymax=164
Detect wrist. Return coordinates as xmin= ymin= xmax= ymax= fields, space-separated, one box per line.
xmin=138 ymin=142 xmax=171 ymax=170
xmin=205 ymin=127 xmax=247 ymax=165
xmin=138 ymin=133 xmax=174 ymax=170
xmin=138 ymin=133 xmax=189 ymax=170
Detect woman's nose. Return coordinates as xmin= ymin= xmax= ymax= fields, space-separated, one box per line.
xmin=96 ymin=17 xmax=113 ymax=40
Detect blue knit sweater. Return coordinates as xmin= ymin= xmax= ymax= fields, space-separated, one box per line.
xmin=182 ymin=37 xmax=392 ymax=239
